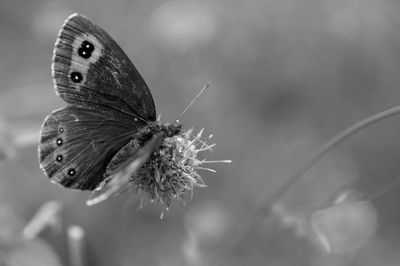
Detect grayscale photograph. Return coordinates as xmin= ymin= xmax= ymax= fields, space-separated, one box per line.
xmin=0 ymin=0 xmax=398 ymax=265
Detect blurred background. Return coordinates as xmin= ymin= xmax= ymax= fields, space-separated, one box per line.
xmin=1 ymin=0 xmax=400 ymax=265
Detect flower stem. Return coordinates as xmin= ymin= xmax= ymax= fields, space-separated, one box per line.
xmin=68 ymin=226 xmax=86 ymax=266
xmin=22 ymin=201 xmax=62 ymax=239
xmin=211 ymin=104 xmax=400 ymax=266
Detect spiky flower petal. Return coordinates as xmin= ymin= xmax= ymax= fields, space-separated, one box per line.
xmin=131 ymin=128 xmax=227 ymax=215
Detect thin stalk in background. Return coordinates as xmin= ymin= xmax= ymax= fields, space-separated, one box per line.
xmin=68 ymin=226 xmax=86 ymax=266
xmin=211 ymin=104 xmax=400 ymax=266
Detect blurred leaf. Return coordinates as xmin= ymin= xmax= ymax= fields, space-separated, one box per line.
xmin=0 ymin=205 xmax=62 ymax=266
xmin=4 ymin=238 xmax=62 ymax=266
xmin=310 ymin=198 xmax=378 ymax=254
xmin=0 ymin=206 xmax=25 ymax=242
xmin=23 ymin=201 xmax=63 ymax=239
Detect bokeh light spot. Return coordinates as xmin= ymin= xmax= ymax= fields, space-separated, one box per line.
xmin=150 ymin=0 xmax=217 ymax=52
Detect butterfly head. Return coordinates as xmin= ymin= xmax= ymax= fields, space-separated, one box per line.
xmin=142 ymin=121 xmax=182 ymax=141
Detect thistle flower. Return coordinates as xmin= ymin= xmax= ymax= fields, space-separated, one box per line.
xmin=132 ymin=128 xmax=229 ymax=212
xmin=87 ymin=125 xmax=231 ymax=215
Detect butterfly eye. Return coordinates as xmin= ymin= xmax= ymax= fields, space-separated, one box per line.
xmin=68 ymin=168 xmax=76 ymax=176
xmin=78 ymin=48 xmax=91 ymax=59
xmin=59 ymin=127 xmax=64 ymax=133
xmin=70 ymin=72 xmax=83 ymax=83
xmin=56 ymin=155 xmax=63 ymax=162
xmin=56 ymin=138 xmax=63 ymax=146
xmin=81 ymin=40 xmax=94 ymax=52
xmin=78 ymin=40 xmax=94 ymax=59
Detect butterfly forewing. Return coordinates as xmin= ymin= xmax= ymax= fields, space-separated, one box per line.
xmin=52 ymin=13 xmax=156 ymax=121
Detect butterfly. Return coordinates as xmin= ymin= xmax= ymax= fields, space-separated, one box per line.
xmin=38 ymin=13 xmax=181 ymax=197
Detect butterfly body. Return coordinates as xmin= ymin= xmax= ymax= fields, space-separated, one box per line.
xmin=104 ymin=122 xmax=181 ymax=180
xmin=39 ymin=13 xmax=180 ymax=191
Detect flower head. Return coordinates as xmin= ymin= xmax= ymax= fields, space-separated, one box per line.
xmin=131 ymin=128 xmax=229 ymax=215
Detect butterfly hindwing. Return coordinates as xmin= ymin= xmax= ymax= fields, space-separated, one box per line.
xmin=39 ymin=105 xmax=146 ymax=190
xmin=52 ymin=13 xmax=156 ymax=122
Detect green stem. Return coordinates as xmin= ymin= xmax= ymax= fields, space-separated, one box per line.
xmin=68 ymin=226 xmax=86 ymax=266
xmin=212 ymin=104 xmax=400 ymax=266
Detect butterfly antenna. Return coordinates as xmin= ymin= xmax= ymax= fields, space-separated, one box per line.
xmin=178 ymin=83 xmax=210 ymax=117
